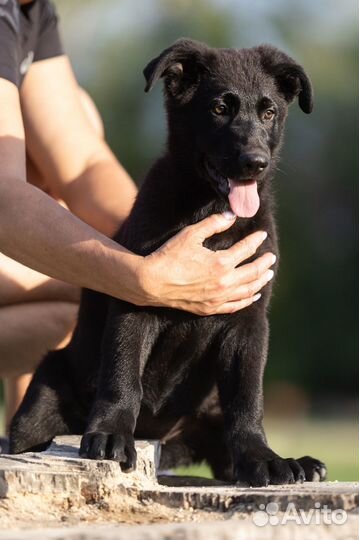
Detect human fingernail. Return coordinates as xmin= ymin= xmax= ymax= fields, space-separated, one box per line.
xmin=259 ymin=231 xmax=268 ymax=241
xmin=253 ymin=293 xmax=261 ymax=302
xmin=271 ymin=254 xmax=277 ymax=265
xmin=222 ymin=211 xmax=236 ymax=220
xmin=267 ymin=269 xmax=274 ymax=281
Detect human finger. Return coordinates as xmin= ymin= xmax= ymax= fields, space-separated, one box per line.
xmin=187 ymin=212 xmax=236 ymax=244
xmin=218 ymin=230 xmax=268 ymax=267
xmin=234 ymin=252 xmax=276 ymax=284
xmin=214 ymin=267 xmax=274 ymax=306
xmin=205 ymin=293 xmax=262 ymax=315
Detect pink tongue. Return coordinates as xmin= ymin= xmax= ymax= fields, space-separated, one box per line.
xmin=228 ymin=178 xmax=260 ymax=218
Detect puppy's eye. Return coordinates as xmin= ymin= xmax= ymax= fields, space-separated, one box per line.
xmin=262 ymin=109 xmax=275 ymax=121
xmin=212 ymin=103 xmax=228 ymax=116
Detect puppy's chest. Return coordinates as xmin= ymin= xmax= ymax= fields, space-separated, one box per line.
xmin=122 ymin=209 xmax=269 ymax=256
xmin=140 ymin=317 xmax=223 ymax=410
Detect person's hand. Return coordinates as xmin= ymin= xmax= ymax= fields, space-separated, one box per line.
xmin=138 ymin=213 xmax=276 ymax=315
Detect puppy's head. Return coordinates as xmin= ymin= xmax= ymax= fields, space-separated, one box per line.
xmin=144 ymin=39 xmax=313 ymax=218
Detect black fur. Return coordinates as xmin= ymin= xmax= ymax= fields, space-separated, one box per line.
xmin=10 ymin=40 xmax=326 ymax=486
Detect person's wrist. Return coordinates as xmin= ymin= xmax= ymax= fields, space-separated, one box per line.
xmin=127 ymin=253 xmax=159 ymax=307
xmin=102 ymin=246 xmax=147 ymax=305
xmin=135 ymin=254 xmax=163 ymax=307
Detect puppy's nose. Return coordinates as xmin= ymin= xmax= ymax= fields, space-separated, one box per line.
xmin=239 ymin=154 xmax=268 ymax=176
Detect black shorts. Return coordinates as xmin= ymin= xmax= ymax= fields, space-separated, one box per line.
xmin=0 ymin=0 xmax=63 ymax=88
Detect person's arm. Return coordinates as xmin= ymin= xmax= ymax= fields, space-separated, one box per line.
xmin=0 ymin=77 xmax=140 ymax=300
xmin=20 ymin=56 xmax=137 ymax=237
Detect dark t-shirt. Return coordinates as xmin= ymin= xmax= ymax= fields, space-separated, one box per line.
xmin=0 ymin=0 xmax=63 ymax=87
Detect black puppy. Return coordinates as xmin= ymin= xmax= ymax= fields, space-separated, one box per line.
xmin=10 ymin=39 xmax=326 ymax=486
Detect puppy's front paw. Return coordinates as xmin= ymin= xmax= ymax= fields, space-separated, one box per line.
xmin=79 ymin=431 xmax=137 ymax=471
xmin=235 ymin=453 xmax=306 ymax=487
xmin=297 ymin=456 xmax=327 ymax=482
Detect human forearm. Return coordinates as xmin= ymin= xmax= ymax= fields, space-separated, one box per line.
xmin=0 ymin=179 xmax=145 ymax=302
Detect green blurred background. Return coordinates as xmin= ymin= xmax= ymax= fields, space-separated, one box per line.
xmin=2 ymin=0 xmax=358 ymax=481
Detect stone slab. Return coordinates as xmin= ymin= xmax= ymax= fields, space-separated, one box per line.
xmin=0 ymin=436 xmax=160 ymax=498
xmin=0 ymin=436 xmax=357 ymax=536
xmin=150 ymin=478 xmax=359 ymax=513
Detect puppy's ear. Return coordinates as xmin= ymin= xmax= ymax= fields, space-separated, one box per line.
xmin=256 ymin=45 xmax=313 ymax=113
xmin=143 ymin=38 xmax=209 ymax=102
